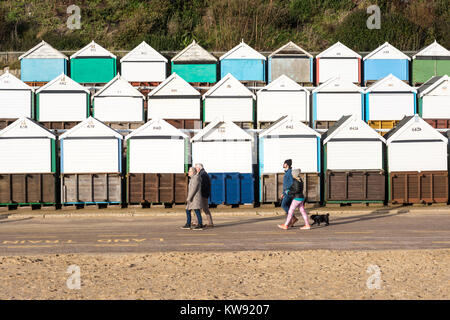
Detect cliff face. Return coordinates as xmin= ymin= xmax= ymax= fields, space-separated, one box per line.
xmin=0 ymin=0 xmax=448 ymax=52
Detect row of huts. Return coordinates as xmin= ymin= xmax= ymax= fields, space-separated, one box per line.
xmin=1 ymin=70 xmax=449 ymax=130
xmin=0 ymin=115 xmax=448 ymax=207
xmin=18 ymin=40 xmax=450 ymax=85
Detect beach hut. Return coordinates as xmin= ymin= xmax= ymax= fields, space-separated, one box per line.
xmin=120 ymin=41 xmax=167 ymax=83
xmin=316 ymin=41 xmax=361 ymax=85
xmin=191 ymin=119 xmax=255 ymax=205
xmin=322 ymin=115 xmax=386 ymax=204
xmin=147 ymin=73 xmax=201 ymax=129
xmin=92 ymin=74 xmax=145 ymax=125
xmin=363 ymin=42 xmax=410 ymax=84
xmin=35 ymin=73 xmax=90 ymax=129
xmin=268 ymin=41 xmax=313 ymax=84
xmin=312 ymin=76 xmax=364 ymax=129
xmin=365 ymin=74 xmax=417 ymax=133
xmin=412 ymin=41 xmax=450 ymax=85
xmin=125 ymin=118 xmax=190 ymax=205
xmin=202 ymin=73 xmax=255 ymax=124
xmin=219 ymin=40 xmax=266 ymax=82
xmin=171 ymin=40 xmax=217 ymax=83
xmin=258 ymin=116 xmax=321 ymax=203
xmin=256 ymin=74 xmax=310 ymax=126
xmin=418 ymin=75 xmax=450 ymax=128
xmin=70 ymin=41 xmax=117 ymax=84
xmin=19 ymin=40 xmax=68 ymax=83
xmin=59 ymin=117 xmax=123 ymax=205
xmin=0 ymin=71 xmax=34 ymax=127
xmin=0 ymin=117 xmax=57 ymax=206
xmin=385 ymin=115 xmax=448 ymax=204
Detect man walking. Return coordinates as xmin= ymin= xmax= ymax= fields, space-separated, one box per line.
xmin=195 ymin=163 xmax=214 ymax=228
xmin=281 ymin=159 xmax=293 ymax=215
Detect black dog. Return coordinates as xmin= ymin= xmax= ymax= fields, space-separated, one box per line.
xmin=310 ymin=213 xmax=329 ymax=226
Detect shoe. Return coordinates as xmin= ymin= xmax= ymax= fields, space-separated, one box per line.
xmin=288 ymin=216 xmax=298 ymax=228
xmin=277 ymin=224 xmax=289 ymax=230
xmin=180 ymin=224 xmax=191 ymax=230
xmin=300 ymin=225 xmax=311 ymax=230
xmin=193 ymin=225 xmax=204 ymax=230
xmin=204 ymin=224 xmax=214 ymax=228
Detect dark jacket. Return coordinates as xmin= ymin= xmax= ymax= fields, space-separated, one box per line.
xmin=283 ymin=168 xmax=293 ymax=195
xmin=288 ymin=178 xmax=304 ymax=199
xmin=198 ymin=169 xmax=211 ymax=198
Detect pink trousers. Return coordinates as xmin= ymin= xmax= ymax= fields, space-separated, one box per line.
xmin=284 ymin=199 xmax=309 ymax=226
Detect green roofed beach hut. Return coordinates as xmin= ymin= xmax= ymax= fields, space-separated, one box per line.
xmin=70 ymin=41 xmax=117 ymax=84
xmin=412 ymin=41 xmax=450 ymax=85
xmin=171 ymin=40 xmax=218 ymax=83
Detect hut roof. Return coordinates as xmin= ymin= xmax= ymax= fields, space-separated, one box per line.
xmin=191 ymin=118 xmax=253 ymax=142
xmin=19 ymin=40 xmax=68 ymax=60
xmin=0 ymin=117 xmax=55 ymax=139
xmin=147 ymin=73 xmax=200 ymax=97
xmin=269 ymin=41 xmax=312 ymax=58
xmin=59 ymin=116 xmax=123 ymax=139
xmin=258 ymin=74 xmax=308 ymax=93
xmin=220 ymin=40 xmax=266 ymax=60
xmin=171 ymin=40 xmax=217 ymax=62
xmin=36 ymin=73 xmax=90 ymax=94
xmin=363 ymin=42 xmax=410 ymax=61
xmin=417 ymin=75 xmax=449 ymax=97
xmin=203 ymin=73 xmax=255 ymax=99
xmin=312 ymin=76 xmax=364 ymax=93
xmin=259 ymin=115 xmax=320 ymax=138
xmin=94 ymin=74 xmax=144 ymax=98
xmin=413 ymin=40 xmax=450 ymax=59
xmin=316 ymin=41 xmax=361 ymax=59
xmin=365 ymin=74 xmax=416 ymax=93
xmin=120 ymin=41 xmax=167 ymax=62
xmin=125 ymin=118 xmax=188 ymax=140
xmin=0 ymin=71 xmax=34 ymax=91
xmin=70 ymin=41 xmax=116 ymax=59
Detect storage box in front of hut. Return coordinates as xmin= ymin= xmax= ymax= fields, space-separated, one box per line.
xmin=171 ymin=40 xmax=218 ymax=84
xmin=191 ymin=120 xmax=255 ymax=205
xmin=92 ymin=74 xmax=145 ymax=129
xmin=418 ymin=75 xmax=450 ymax=129
xmin=125 ymin=118 xmax=189 ymax=205
xmin=385 ymin=115 xmax=448 ymax=204
xmin=312 ymin=77 xmax=364 ymax=129
xmin=365 ymin=74 xmax=417 ymax=135
xmin=315 ymin=42 xmax=361 ymax=86
xmin=258 ymin=116 xmax=321 ymax=204
xmin=0 ymin=118 xmax=57 ymax=207
xmin=0 ymin=71 xmax=34 ymax=129
xmin=35 ymin=74 xmax=90 ymax=130
xmin=322 ymin=115 xmax=387 ymax=204
xmin=70 ymin=41 xmax=117 ymax=84
xmin=219 ymin=40 xmax=266 ymax=83
xmin=19 ymin=40 xmax=68 ymax=83
xmin=363 ymin=42 xmax=410 ymax=86
xmin=59 ymin=117 xmax=123 ymax=206
xmin=147 ymin=73 xmax=202 ymax=129
xmin=202 ymin=73 xmax=255 ymax=127
xmin=256 ymin=75 xmax=310 ymax=128
xmin=412 ymin=41 xmax=450 ymax=86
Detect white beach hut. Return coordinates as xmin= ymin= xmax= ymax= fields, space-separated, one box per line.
xmin=256 ymin=74 xmax=310 ymax=124
xmin=417 ymin=75 xmax=450 ymax=124
xmin=120 ymin=41 xmax=168 ymax=82
xmin=92 ymin=74 xmax=145 ymax=123
xmin=203 ymin=73 xmax=255 ymax=123
xmin=0 ymin=71 xmax=34 ymax=121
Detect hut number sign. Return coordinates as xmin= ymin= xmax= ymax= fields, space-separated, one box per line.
xmin=152 ymin=126 xmax=161 ymax=130
xmin=411 ymin=127 xmax=422 ymax=132
xmin=19 ymin=121 xmax=27 ymax=129
xmin=87 ymin=121 xmax=95 ymax=128
xmin=349 ymin=126 xmax=359 ymax=131
xmin=285 ymin=125 xmax=294 ymax=130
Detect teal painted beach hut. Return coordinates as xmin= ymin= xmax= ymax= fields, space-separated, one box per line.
xmin=171 ymin=40 xmax=217 ymax=83
xmin=70 ymin=41 xmax=117 ymax=84
xmin=220 ymin=40 xmax=266 ymax=82
xmin=19 ymin=41 xmax=68 ymax=82
xmin=363 ymin=42 xmax=410 ymax=84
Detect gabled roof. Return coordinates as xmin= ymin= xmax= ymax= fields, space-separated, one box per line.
xmin=259 ymin=115 xmax=320 ymax=138
xmin=312 ymin=76 xmax=364 ymax=93
xmin=59 ymin=116 xmax=123 ymax=139
xmin=316 ymin=41 xmax=361 ymax=58
xmin=258 ymin=74 xmax=308 ymax=93
xmin=363 ymin=42 xmax=410 ymax=61
xmin=0 ymin=117 xmax=55 ymax=139
xmin=191 ymin=118 xmax=253 ymax=142
xmin=125 ymin=118 xmax=188 ymax=140
xmin=322 ymin=114 xmax=385 ymax=144
xmin=147 ymin=73 xmax=200 ymax=97
xmin=171 ymin=40 xmax=217 ymax=62
xmin=19 ymin=40 xmax=68 ymax=60
xmin=202 ymin=73 xmax=255 ymax=99
xmin=36 ymin=73 xmax=90 ymax=94
xmin=413 ymin=40 xmax=450 ymax=59
xmin=120 ymin=41 xmax=167 ymax=63
xmin=220 ymin=40 xmax=266 ymax=60
xmin=365 ymin=74 xmax=416 ymax=93
xmin=70 ymin=41 xmax=116 ymax=59
xmin=269 ymin=41 xmax=313 ymax=58
xmin=0 ymin=71 xmax=34 ymax=91
xmin=417 ymin=75 xmax=449 ymax=97
xmin=384 ymin=114 xmax=448 ymax=144
xmin=94 ymin=74 xmax=144 ymax=98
